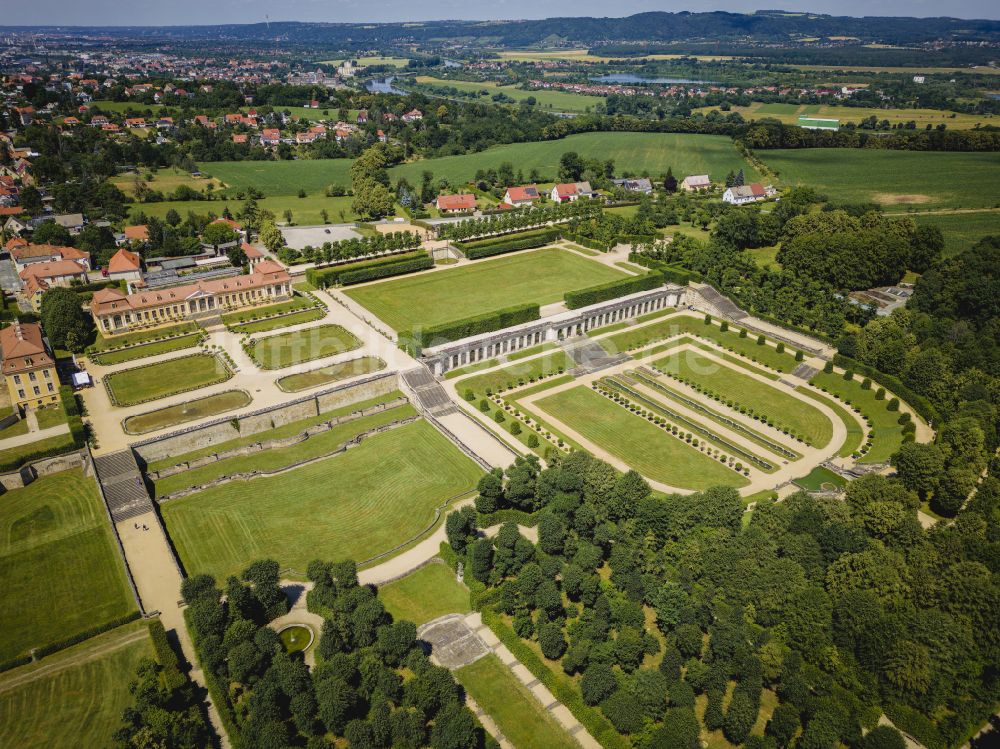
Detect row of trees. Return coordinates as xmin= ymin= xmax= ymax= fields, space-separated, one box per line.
xmin=437 ymin=200 xmax=602 ymax=241
xmin=277 ymin=231 xmax=421 ymax=266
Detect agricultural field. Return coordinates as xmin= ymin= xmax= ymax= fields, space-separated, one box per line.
xmin=160 ymin=419 xmax=482 ymax=581
xmin=695 ymin=101 xmax=999 ymax=129
xmin=345 ymin=247 xmax=628 ymax=331
xmin=123 ymin=390 xmax=251 ymax=434
xmin=532 ymin=385 xmax=749 ymax=489
xmin=378 ymin=561 xmax=470 ymax=625
xmin=129 ymin=194 xmax=362 ymax=227
xmin=0 ymin=621 xmax=154 ymax=749
xmin=757 ymin=149 xmax=1000 ymax=209
xmin=911 ymin=210 xmax=1000 ymax=257
xmin=104 ymin=353 xmax=231 ymax=405
xmin=415 ymin=76 xmax=601 ymax=112
xmin=111 ymin=166 xmax=223 ymax=196
xmin=248 ymin=324 xmax=360 ymax=369
xmin=0 ymin=470 xmax=136 ymax=661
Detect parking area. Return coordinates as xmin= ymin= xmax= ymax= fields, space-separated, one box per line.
xmin=280 ymin=224 xmax=362 ymax=249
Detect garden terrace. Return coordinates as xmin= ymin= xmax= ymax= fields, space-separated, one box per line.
xmin=104 ymin=353 xmax=233 ymax=406
xmin=160 ymin=419 xmax=482 ymax=581
xmin=123 ymin=390 xmax=252 ymax=435
xmin=247 ymin=324 xmax=361 ymax=370
xmin=378 ymin=561 xmax=471 ymax=626
xmin=89 ymin=333 xmax=202 ymax=366
xmin=0 ymin=469 xmax=137 ymax=662
xmin=809 ymin=370 xmax=906 ymax=463
xmin=276 ymin=356 xmax=386 ymax=393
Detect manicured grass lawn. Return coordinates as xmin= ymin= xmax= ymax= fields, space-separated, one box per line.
xmin=378 ymin=562 xmax=470 ymax=625
xmin=276 ymin=356 xmax=386 ymax=392
xmin=913 ymin=210 xmax=1000 ymax=257
xmin=33 ymin=405 xmax=66 ymax=431
xmin=0 ymin=416 xmax=28 ymax=439
xmin=456 ymin=654 xmax=579 ymax=749
xmin=535 ymin=386 xmax=747 ymax=489
xmin=161 ymin=419 xmax=482 ymax=581
xmin=0 ymin=469 xmax=136 ymax=661
xmin=221 ymin=295 xmax=316 ymax=327
xmin=799 ymin=388 xmax=865 ymax=457
xmin=0 ymin=621 xmax=154 ymax=749
xmin=230 ymin=308 xmax=326 ymax=335
xmin=793 ymin=465 xmax=848 ymax=491
xmin=415 ymin=75 xmax=600 ymax=113
xmin=346 ymin=247 xmax=625 ymax=332
xmin=809 ymin=371 xmax=904 ymax=463
xmin=757 ymin=149 xmax=1000 ymax=209
xmin=443 ymin=358 xmax=500 ymax=380
xmin=249 ymin=324 xmax=361 ymax=369
xmin=201 ymin=160 xmax=353 ymax=195
xmin=459 ymin=351 xmax=576 ymax=395
xmin=124 ymin=390 xmax=251 ymax=434
xmin=105 ymin=353 xmax=232 ymax=406
xmin=153 ymin=402 xmax=417 ymax=496
xmin=655 ymin=349 xmax=833 ymax=447
xmin=0 ymin=431 xmax=78 ymax=470
xmin=93 ymin=322 xmax=200 ymax=351
xmin=90 ymin=334 xmax=201 ymax=365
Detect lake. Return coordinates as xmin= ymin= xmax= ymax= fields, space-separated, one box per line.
xmin=365 ymin=76 xmax=406 ymax=94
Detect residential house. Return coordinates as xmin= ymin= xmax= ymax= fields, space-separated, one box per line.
xmin=376 ymin=129 xmax=387 ymax=142
xmin=402 ymin=109 xmax=423 ymax=123
xmin=0 ymin=322 xmax=60 ymax=410
xmin=551 ymin=181 xmax=594 ymax=203
xmin=722 ymin=183 xmax=768 ymax=205
xmin=503 ymin=185 xmax=540 ymax=206
xmin=612 ymin=178 xmax=653 ymax=194
xmin=91 ymin=261 xmax=292 ymax=334
xmin=680 ymin=175 xmax=712 ymax=192
xmin=436 ymin=194 xmax=476 ymax=213
xmin=106 ymin=247 xmax=143 ymax=284
xmin=261 ymin=128 xmax=281 ymax=146
xmin=121 ymin=224 xmax=150 ymax=245
xmin=11 ymin=243 xmax=91 ymax=272
xmin=357 ymin=110 xmax=368 ymax=124
xmin=20 ymin=260 xmax=89 ymax=310
xmin=232 ymin=133 xmax=249 ymax=144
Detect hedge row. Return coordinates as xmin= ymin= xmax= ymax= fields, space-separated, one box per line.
xmin=184 ymin=608 xmax=243 ymax=747
xmin=33 ymin=611 xmax=142 ymax=660
xmin=562 ymin=232 xmax=613 ymax=252
xmin=0 ymin=654 xmax=32 ymax=674
xmin=627 ymin=254 xmax=704 ymax=284
xmin=480 ymin=608 xmax=630 ymax=749
xmin=147 ymin=619 xmax=187 ymax=691
xmin=564 ymin=271 xmax=664 ymax=310
xmin=457 ymin=227 xmax=561 ymax=260
xmin=0 ymin=437 xmax=82 ymax=474
xmin=403 ymin=303 xmax=540 ymax=350
xmin=71 ymin=278 xmax=126 ymax=295
xmin=833 ymin=353 xmax=939 ymax=425
xmin=339 ymin=255 xmax=433 ymax=285
xmin=305 ymin=250 xmax=426 ymax=288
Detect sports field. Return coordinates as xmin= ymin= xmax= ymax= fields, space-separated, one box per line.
xmin=694 ymin=102 xmax=998 ymax=130
xmin=249 ymin=324 xmax=361 ymax=369
xmin=654 ymin=349 xmax=833 ymax=446
xmin=160 ymin=419 xmax=482 ymax=581
xmin=345 ymin=247 xmax=627 ymax=331
xmin=757 ymin=149 xmax=1000 ymax=209
xmin=0 ymin=621 xmax=153 ymax=749
xmin=533 ymin=385 xmax=748 ymax=489
xmin=0 ymin=469 xmax=136 ymax=661
xmin=378 ymin=561 xmax=470 ymax=626
xmin=104 ymin=353 xmax=231 ymax=405
xmin=415 ymin=76 xmax=600 ymax=112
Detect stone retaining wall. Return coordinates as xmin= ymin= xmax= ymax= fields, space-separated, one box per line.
xmin=0 ymin=450 xmax=87 ymax=492
xmin=149 ymin=397 xmax=409 ymax=480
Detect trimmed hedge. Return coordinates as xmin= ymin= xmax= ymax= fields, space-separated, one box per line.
xmin=627 ymin=253 xmax=704 ymax=284
xmin=33 ymin=611 xmax=141 ymax=659
xmin=305 ymin=250 xmax=426 ymax=288
xmin=480 ymin=608 xmax=629 ymax=749
xmin=457 ymin=227 xmax=560 ymax=260
xmin=0 ymin=654 xmax=32 ymax=674
xmin=562 ymin=232 xmax=613 ymax=252
xmin=564 ymin=271 xmax=664 ymax=310
xmin=339 ymin=255 xmax=433 ymax=285
xmin=147 ymin=619 xmax=187 ymax=691
xmin=70 ymin=278 xmax=126 ymax=295
xmin=832 ymin=354 xmax=938 ymax=425
xmin=403 ymin=303 xmax=540 ymax=350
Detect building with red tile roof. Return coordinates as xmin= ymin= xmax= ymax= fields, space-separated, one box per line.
xmin=0 ymin=322 xmax=60 ymax=409
xmin=436 ymin=193 xmax=476 ymax=213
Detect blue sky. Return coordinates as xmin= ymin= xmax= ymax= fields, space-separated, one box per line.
xmin=4 ymin=0 xmax=997 ymax=26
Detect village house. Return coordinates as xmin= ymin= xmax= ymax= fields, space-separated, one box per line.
xmin=0 ymin=321 xmax=61 ymax=410
xmin=106 ymin=247 xmax=143 ymax=285
xmin=436 ymin=193 xmax=477 ymax=213
xmin=402 ymin=109 xmax=423 ymax=123
xmin=357 ymin=110 xmax=368 ymax=124
xmin=680 ymin=174 xmax=712 ymax=192
xmin=20 ymin=260 xmax=90 ymax=310
xmin=11 ymin=243 xmax=91 ymax=272
xmin=91 ymin=260 xmax=292 ymax=334
xmin=120 ymin=224 xmax=150 ymax=246
xmin=612 ymin=177 xmax=654 ymax=194
xmin=722 ymin=183 xmax=769 ymax=206
xmin=551 ymin=181 xmax=594 ymax=203
xmin=261 ymin=128 xmax=281 ymax=146
xmin=503 ymin=185 xmax=540 ymax=207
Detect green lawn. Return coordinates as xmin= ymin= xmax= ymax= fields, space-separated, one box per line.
xmin=90 ymin=334 xmax=202 ymax=365
xmin=0 ymin=469 xmax=136 ymax=661
xmin=105 ymin=353 xmax=232 ymax=406
xmin=799 ymin=388 xmax=865 ymax=458
xmin=153 ymin=402 xmax=417 ymax=497
xmin=534 ymin=386 xmax=748 ymax=490
xmin=123 ymin=390 xmax=252 ymax=435
xmin=0 ymin=621 xmax=154 ymax=749
xmin=378 ymin=562 xmax=470 ymax=625
xmin=655 ymin=349 xmax=833 ymax=447
xmin=346 ymin=247 xmax=625 ymax=332
xmin=249 ymin=324 xmax=361 ymax=369
xmin=456 ymin=654 xmax=579 ymax=749
xmin=93 ymin=322 xmax=200 ymax=352
xmin=0 ymin=431 xmax=78 ymax=470
xmin=459 ymin=351 xmax=576 ymax=395
xmin=160 ymin=420 xmax=482 ymax=581
xmin=129 ymin=194 xmax=363 ymax=226
xmin=200 ymin=132 xmax=758 ymax=196
xmin=221 ymin=295 xmax=317 ymax=326
xmin=0 ymin=415 xmax=28 ymax=439
xmin=793 ymin=466 xmax=848 ymax=491
xmin=415 ymin=76 xmax=600 ymax=113
xmin=757 ymin=149 xmax=1000 ymax=209
xmin=276 ymin=356 xmax=386 ymax=392
xmin=229 ymin=308 xmax=326 ymax=335
xmin=809 ymin=372 xmax=905 ymax=463
xmin=912 ymin=210 xmax=1000 ymax=257
xmin=34 ymin=405 xmax=67 ymax=431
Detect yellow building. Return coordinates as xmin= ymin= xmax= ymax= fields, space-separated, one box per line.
xmin=0 ymin=322 xmax=61 ymax=410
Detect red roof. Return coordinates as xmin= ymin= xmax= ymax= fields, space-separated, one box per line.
xmin=0 ymin=322 xmax=52 ymax=375
xmin=505 ymin=185 xmax=539 ymax=203
xmin=553 ymin=183 xmax=578 ymax=199
xmin=123 ymin=225 xmax=149 ymax=241
xmin=242 ymin=242 xmax=264 ymax=259
xmin=253 ymin=259 xmax=285 ymax=275
xmin=750 ymin=183 xmax=766 ymax=197
xmin=437 ymin=194 xmax=476 ymax=211
xmin=108 ymin=248 xmax=141 ymax=273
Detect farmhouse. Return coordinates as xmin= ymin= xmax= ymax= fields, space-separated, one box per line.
xmin=680 ymin=175 xmax=712 ymax=192
xmin=91 ymin=261 xmax=292 ymax=334
xmin=551 ymin=181 xmax=594 ymax=203
xmin=436 ymin=193 xmax=476 ymax=213
xmin=722 ymin=183 xmax=767 ymax=205
xmin=0 ymin=321 xmax=60 ymax=410
xmin=503 ymin=185 xmax=540 ymax=206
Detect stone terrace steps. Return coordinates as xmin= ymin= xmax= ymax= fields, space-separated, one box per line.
xmin=689 ymin=283 xmax=747 ymax=321
xmin=792 ymin=363 xmax=820 ymax=380
xmin=401 ymin=366 xmax=459 ymax=417
xmin=562 ymin=337 xmax=630 ymax=376
xmin=94 ymin=450 xmax=155 ymax=523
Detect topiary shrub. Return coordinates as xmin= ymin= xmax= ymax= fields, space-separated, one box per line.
xmin=887 ymin=397 xmax=900 ymax=411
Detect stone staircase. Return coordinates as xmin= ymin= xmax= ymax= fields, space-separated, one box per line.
xmin=93 ymin=450 xmax=155 ymax=523
xmin=561 ymin=337 xmax=629 ymax=376
xmin=792 ymin=363 xmax=819 ymax=380
xmin=688 ymin=282 xmax=748 ymax=321
xmin=401 ymin=366 xmax=459 ymax=417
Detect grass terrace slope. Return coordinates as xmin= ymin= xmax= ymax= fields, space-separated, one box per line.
xmin=160 ymin=419 xmax=481 ymax=581
xmin=378 ymin=562 xmax=471 ymax=626
xmin=758 ymin=149 xmax=1000 ymax=209
xmin=345 ymin=247 xmax=626 ymax=332
xmin=0 ymin=621 xmax=154 ymax=749
xmin=0 ymin=470 xmax=136 ymax=661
